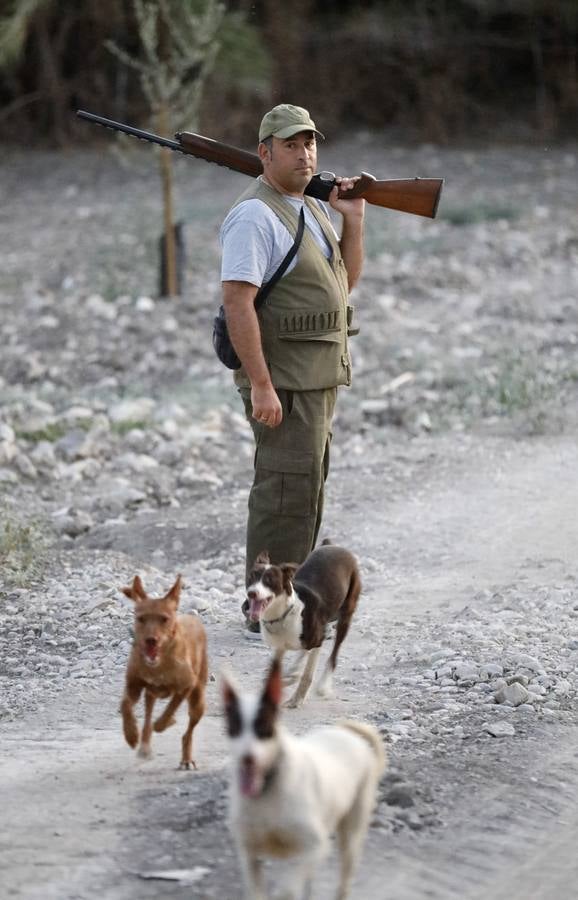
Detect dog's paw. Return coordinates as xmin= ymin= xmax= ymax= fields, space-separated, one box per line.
xmin=137 ymin=744 xmax=152 ymax=759
xmin=153 ymin=714 xmax=176 ymax=733
xmin=315 ymin=680 xmax=334 ymax=699
xmin=123 ymin=721 xmax=139 ymax=749
xmin=316 ymin=688 xmax=334 ymax=700
xmin=179 ymin=759 xmax=197 ymax=771
xmin=283 ymin=695 xmax=304 ymax=709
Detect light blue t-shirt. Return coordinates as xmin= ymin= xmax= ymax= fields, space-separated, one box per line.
xmin=220 ymin=193 xmax=338 ymax=288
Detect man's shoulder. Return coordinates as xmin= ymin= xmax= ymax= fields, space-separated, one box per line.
xmin=223 ymin=197 xmax=277 ymax=229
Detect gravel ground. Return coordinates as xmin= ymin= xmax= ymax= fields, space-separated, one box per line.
xmin=1 ymin=133 xmax=578 ymax=899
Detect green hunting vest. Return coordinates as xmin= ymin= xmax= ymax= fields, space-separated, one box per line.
xmin=231 ymin=178 xmax=355 ymax=392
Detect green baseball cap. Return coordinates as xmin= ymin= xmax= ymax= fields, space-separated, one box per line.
xmin=258 ymin=104 xmax=325 ymax=142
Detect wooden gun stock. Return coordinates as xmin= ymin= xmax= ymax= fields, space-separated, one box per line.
xmin=76 ymin=111 xmax=443 ymax=218
xmin=344 ymin=172 xmax=443 ymax=218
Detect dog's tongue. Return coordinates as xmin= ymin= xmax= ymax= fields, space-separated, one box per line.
xmin=145 ymin=646 xmax=159 ymax=661
xmin=239 ymin=758 xmax=262 ymax=797
xmin=249 ymin=598 xmax=264 ymax=622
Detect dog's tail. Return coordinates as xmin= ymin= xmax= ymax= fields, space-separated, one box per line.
xmin=337 ymin=720 xmax=387 ymax=775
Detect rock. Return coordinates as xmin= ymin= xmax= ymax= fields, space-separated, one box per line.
xmin=108 ymin=398 xmax=156 ymax=424
xmin=494 ymin=682 xmax=530 ymax=706
xmin=116 ymin=452 xmax=159 ymax=473
xmin=55 ymin=429 xmax=100 ymax=462
xmin=53 ymin=508 xmax=94 ymax=538
xmin=453 ymin=664 xmax=479 ymax=682
xmin=479 ymin=663 xmax=504 ymax=680
xmin=30 ymin=441 xmax=57 ymax=468
xmin=484 ymin=721 xmax=516 ymax=738
xmin=13 ymin=453 xmax=37 ymax=479
xmin=384 ymin=784 xmax=414 ymax=808
xmin=507 ymin=674 xmax=529 ymax=687
xmin=514 ymin=654 xmax=544 ymax=674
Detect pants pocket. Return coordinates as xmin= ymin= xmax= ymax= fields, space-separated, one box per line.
xmin=250 ymin=446 xmax=314 ymax=517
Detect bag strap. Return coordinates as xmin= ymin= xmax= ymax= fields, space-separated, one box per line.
xmin=254 ymin=205 xmax=306 ymax=312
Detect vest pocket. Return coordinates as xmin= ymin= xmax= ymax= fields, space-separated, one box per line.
xmin=250 ymin=446 xmax=314 ymax=516
xmin=347 ymin=304 xmax=360 ymax=336
xmin=277 ymin=308 xmax=342 ymax=342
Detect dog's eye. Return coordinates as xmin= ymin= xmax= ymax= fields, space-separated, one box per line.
xmin=137 ymin=615 xmax=145 ymax=624
xmin=160 ymin=615 xmax=169 ymax=624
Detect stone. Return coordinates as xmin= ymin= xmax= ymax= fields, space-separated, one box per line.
xmin=484 ymin=721 xmax=515 ymax=738
xmin=494 ymin=682 xmax=530 ymax=706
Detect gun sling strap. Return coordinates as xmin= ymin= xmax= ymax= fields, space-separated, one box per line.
xmin=254 ymin=204 xmax=305 ymax=311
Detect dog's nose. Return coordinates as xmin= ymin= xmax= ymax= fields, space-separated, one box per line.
xmin=145 ymin=637 xmax=157 ymax=648
xmin=247 ymin=590 xmax=257 ymax=602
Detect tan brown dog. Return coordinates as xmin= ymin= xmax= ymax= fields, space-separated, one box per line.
xmin=120 ymin=574 xmax=207 ymax=769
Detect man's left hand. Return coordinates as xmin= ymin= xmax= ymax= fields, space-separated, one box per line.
xmin=328 ymin=176 xmax=365 ymax=219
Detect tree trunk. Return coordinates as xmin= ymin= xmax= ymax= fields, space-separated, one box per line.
xmin=262 ymin=0 xmax=315 ymax=103
xmin=157 ymin=105 xmax=178 ymax=298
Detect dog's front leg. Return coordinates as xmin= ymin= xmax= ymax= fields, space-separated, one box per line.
xmin=153 ymin=691 xmax=186 ymax=733
xmin=180 ymin=685 xmax=205 ymax=770
xmin=315 ymin=659 xmax=334 ymax=698
xmin=284 ymin=648 xmax=321 ymax=709
xmin=277 ymin=840 xmax=327 ymax=900
xmin=283 ymin=650 xmax=307 ymax=686
xmin=138 ymin=690 xmax=156 ymax=758
xmin=120 ymin=681 xmax=143 ymax=749
xmin=237 ymin=843 xmax=266 ymax=900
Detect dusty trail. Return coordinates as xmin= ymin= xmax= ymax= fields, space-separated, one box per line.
xmin=349 ymin=433 xmax=578 ymax=616
xmin=3 ymin=430 xmax=578 ymax=899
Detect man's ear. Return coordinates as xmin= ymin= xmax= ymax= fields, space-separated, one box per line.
xmin=258 ymin=141 xmax=272 ymax=163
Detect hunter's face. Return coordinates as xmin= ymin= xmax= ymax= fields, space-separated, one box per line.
xmin=260 ymin=131 xmax=317 ymax=196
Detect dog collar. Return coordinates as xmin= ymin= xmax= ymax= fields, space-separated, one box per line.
xmin=262 ymin=602 xmax=296 ymax=630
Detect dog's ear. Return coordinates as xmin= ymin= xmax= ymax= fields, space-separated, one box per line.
xmin=254 ymin=550 xmax=270 ymax=565
xmin=220 ymin=669 xmax=242 ymax=738
xmin=254 ymin=654 xmax=282 ymax=738
xmin=262 ymin=653 xmax=283 ymax=708
xmin=121 ymin=575 xmax=147 ymax=603
xmin=281 ymin=563 xmax=298 ymax=594
xmin=164 ymin=574 xmax=182 ymax=608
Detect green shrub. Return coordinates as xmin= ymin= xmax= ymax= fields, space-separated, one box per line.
xmin=0 ymin=509 xmax=51 ymax=587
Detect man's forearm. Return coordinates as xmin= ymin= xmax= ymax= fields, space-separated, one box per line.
xmin=339 ymin=214 xmax=364 ymax=291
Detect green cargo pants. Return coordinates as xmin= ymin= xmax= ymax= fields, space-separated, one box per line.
xmin=240 ymin=386 xmax=337 ymax=584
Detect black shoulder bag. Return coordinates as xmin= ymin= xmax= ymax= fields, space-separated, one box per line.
xmin=213 ymin=206 xmax=306 ymax=371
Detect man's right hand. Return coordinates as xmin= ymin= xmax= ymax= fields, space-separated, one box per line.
xmin=251 ymin=382 xmax=283 ymax=428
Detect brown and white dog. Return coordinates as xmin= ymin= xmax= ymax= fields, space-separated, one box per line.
xmin=120 ymin=574 xmax=208 ymax=769
xmin=222 ymin=655 xmax=386 ymax=900
xmin=246 ymin=541 xmax=361 ymax=708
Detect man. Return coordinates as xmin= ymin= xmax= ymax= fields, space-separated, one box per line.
xmin=219 ymin=104 xmax=365 ymax=633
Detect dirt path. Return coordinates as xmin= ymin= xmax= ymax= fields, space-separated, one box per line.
xmin=3 ymin=429 xmax=578 ymax=899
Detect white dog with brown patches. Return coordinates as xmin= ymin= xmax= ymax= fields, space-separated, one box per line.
xmin=222 ymin=655 xmax=386 ymax=900
xmin=245 ymin=541 xmax=362 ymax=708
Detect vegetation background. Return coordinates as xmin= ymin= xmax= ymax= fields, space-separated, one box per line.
xmin=1 ymin=0 xmax=577 ymax=146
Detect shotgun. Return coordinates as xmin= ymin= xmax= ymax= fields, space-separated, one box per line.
xmin=76 ymin=109 xmax=443 ymax=218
